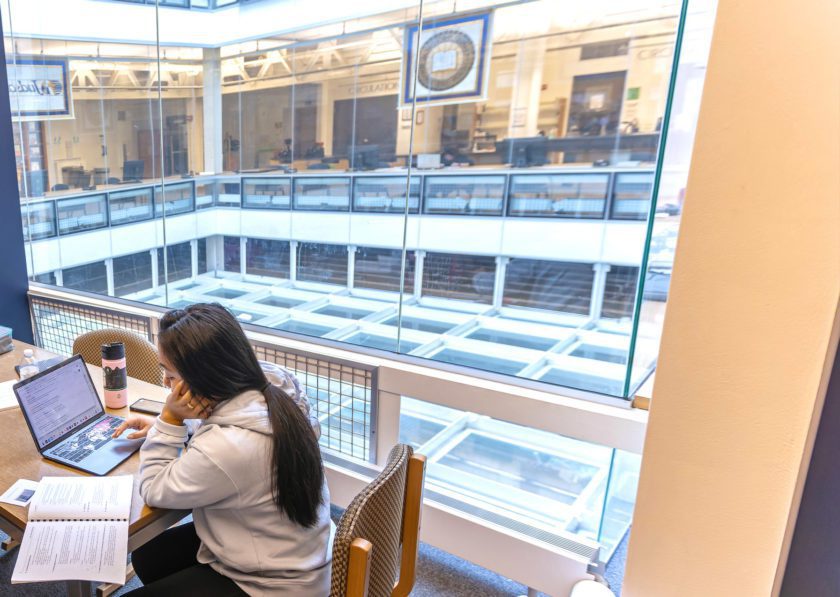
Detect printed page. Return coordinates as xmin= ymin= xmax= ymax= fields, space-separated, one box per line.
xmin=11 ymin=519 xmax=128 ymax=584
xmin=28 ymin=475 xmax=133 ymax=521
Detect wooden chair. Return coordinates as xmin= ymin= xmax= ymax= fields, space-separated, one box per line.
xmin=330 ymin=444 xmax=427 ymax=597
xmin=72 ymin=328 xmax=163 ymax=386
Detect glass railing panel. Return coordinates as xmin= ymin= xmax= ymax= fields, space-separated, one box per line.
xmin=293 ymin=177 xmax=351 ymax=212
xmin=154 ymin=181 xmax=195 ymax=217
xmin=56 ymin=194 xmax=108 ymax=235
xmin=509 ymin=173 xmax=609 ymax=219
xmin=109 ymin=187 xmax=154 ymax=226
xmin=21 ymin=201 xmax=56 ymax=240
xmin=423 ymin=175 xmax=505 ymax=216
xmin=611 ymin=172 xmax=654 ymax=220
xmin=242 ymin=177 xmax=291 ymax=210
xmin=353 ymin=176 xmax=420 ymax=214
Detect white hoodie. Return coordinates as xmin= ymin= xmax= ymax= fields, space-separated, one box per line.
xmin=139 ymin=387 xmax=333 ymax=596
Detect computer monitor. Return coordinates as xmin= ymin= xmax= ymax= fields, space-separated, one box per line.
xmin=122 ymin=160 xmax=145 ymax=182
xmin=500 ymin=137 xmax=550 ymax=168
xmin=347 ymin=144 xmax=381 ymax=171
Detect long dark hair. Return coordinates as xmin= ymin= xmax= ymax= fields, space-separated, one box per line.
xmin=158 ymin=303 xmax=324 ymax=528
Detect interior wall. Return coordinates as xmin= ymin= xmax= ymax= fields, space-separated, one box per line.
xmin=622 ymin=0 xmax=840 ymax=595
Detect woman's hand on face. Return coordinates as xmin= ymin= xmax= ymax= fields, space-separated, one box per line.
xmin=160 ymin=380 xmax=214 ymax=427
xmin=112 ymin=415 xmax=154 ymax=439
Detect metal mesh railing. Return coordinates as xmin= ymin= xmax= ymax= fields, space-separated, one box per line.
xmin=28 ymin=290 xmax=378 ymax=463
xmin=252 ymin=342 xmax=376 ymax=462
xmin=30 ymin=294 xmax=152 ymax=356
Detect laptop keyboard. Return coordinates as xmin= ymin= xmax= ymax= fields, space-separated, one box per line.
xmin=49 ymin=416 xmax=124 ymax=463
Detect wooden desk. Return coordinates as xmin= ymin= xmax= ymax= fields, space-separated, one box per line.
xmin=0 ymin=341 xmax=188 ymax=596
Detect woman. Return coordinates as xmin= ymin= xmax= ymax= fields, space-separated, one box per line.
xmin=120 ymin=303 xmax=332 ymax=596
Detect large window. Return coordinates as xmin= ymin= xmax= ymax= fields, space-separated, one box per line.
xmin=8 ymin=0 xmax=714 ymax=586
xmin=246 ymin=238 xmax=290 ymax=278
xmin=113 ymin=251 xmax=153 ymax=296
xmin=504 ymin=259 xmax=594 ymax=315
xmin=297 ymin=243 xmax=348 ymax=286
xmin=422 ymin=253 xmax=496 ymax=304
xmin=9 ymin=0 xmax=700 ymax=402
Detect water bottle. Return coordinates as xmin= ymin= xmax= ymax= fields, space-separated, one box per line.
xmin=101 ymin=342 xmax=128 ymax=408
xmin=19 ymin=349 xmax=39 ymax=380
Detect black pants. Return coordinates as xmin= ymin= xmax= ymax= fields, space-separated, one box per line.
xmin=126 ymin=522 xmax=246 ymax=596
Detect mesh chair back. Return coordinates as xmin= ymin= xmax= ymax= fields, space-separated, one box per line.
xmin=331 ymin=444 xmax=412 ymax=597
xmin=72 ymin=328 xmax=163 ymax=386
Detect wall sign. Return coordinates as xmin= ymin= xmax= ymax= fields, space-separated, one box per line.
xmin=7 ymin=57 xmax=73 ymax=121
xmin=402 ymin=12 xmax=492 ymax=107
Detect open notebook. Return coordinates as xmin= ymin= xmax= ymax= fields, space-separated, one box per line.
xmin=12 ymin=475 xmax=133 ymax=585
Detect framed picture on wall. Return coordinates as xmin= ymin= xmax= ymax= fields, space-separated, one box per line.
xmin=7 ymin=57 xmax=73 ymax=121
xmin=401 ymin=12 xmax=493 ymax=107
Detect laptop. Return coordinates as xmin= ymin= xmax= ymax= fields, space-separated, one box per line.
xmin=13 ymin=354 xmax=144 ymax=475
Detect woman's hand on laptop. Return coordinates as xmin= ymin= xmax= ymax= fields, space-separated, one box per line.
xmin=160 ymin=381 xmax=214 ymax=427
xmin=112 ymin=415 xmax=154 ymax=439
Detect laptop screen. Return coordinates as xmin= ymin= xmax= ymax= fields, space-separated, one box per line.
xmin=15 ymin=356 xmax=103 ymax=449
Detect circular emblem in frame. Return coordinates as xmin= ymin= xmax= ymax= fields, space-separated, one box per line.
xmin=417 ymin=30 xmax=476 ymax=92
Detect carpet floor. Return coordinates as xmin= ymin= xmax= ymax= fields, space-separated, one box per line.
xmin=0 ymin=511 xmax=628 ymax=596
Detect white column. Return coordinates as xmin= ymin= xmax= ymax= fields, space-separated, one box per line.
xmin=190 ymin=239 xmax=199 ymax=278
xmin=508 ymin=38 xmax=548 ymax=138
xmin=289 ymin=241 xmax=298 ymax=282
xmin=347 ymin=245 xmax=356 ymax=291
xmin=54 ymin=270 xmax=63 ymax=287
xmin=590 ymin=263 xmax=611 ymax=320
xmin=240 ymin=237 xmax=247 ymax=277
xmin=105 ymin=258 xmax=114 ymax=296
xmin=202 ymin=48 xmax=223 ymax=173
xmin=150 ymin=249 xmax=159 ymax=290
xmin=413 ymin=250 xmax=425 ymax=300
xmin=492 ymin=256 xmax=509 ymax=308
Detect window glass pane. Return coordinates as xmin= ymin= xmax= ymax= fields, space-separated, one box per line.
xmin=197 ymin=238 xmax=208 ymax=274
xmin=297 ymin=243 xmax=347 ymax=285
xmin=602 ymin=266 xmax=639 ymax=319
xmin=246 ymin=238 xmax=290 ymax=278
xmin=62 ymin=261 xmax=107 ymax=294
xmin=504 ymin=259 xmax=594 ymax=315
xmin=113 ymin=251 xmax=153 ymax=297
xmin=422 ymin=253 xmax=496 ymax=304
xmin=354 ymin=247 xmax=414 ymax=293
xmin=33 ymin=272 xmax=56 ymax=285
xmin=56 ymin=194 xmax=108 ymax=234
xmin=157 ymin=242 xmax=193 ymax=285
xmin=223 ymin=236 xmax=241 ymax=273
